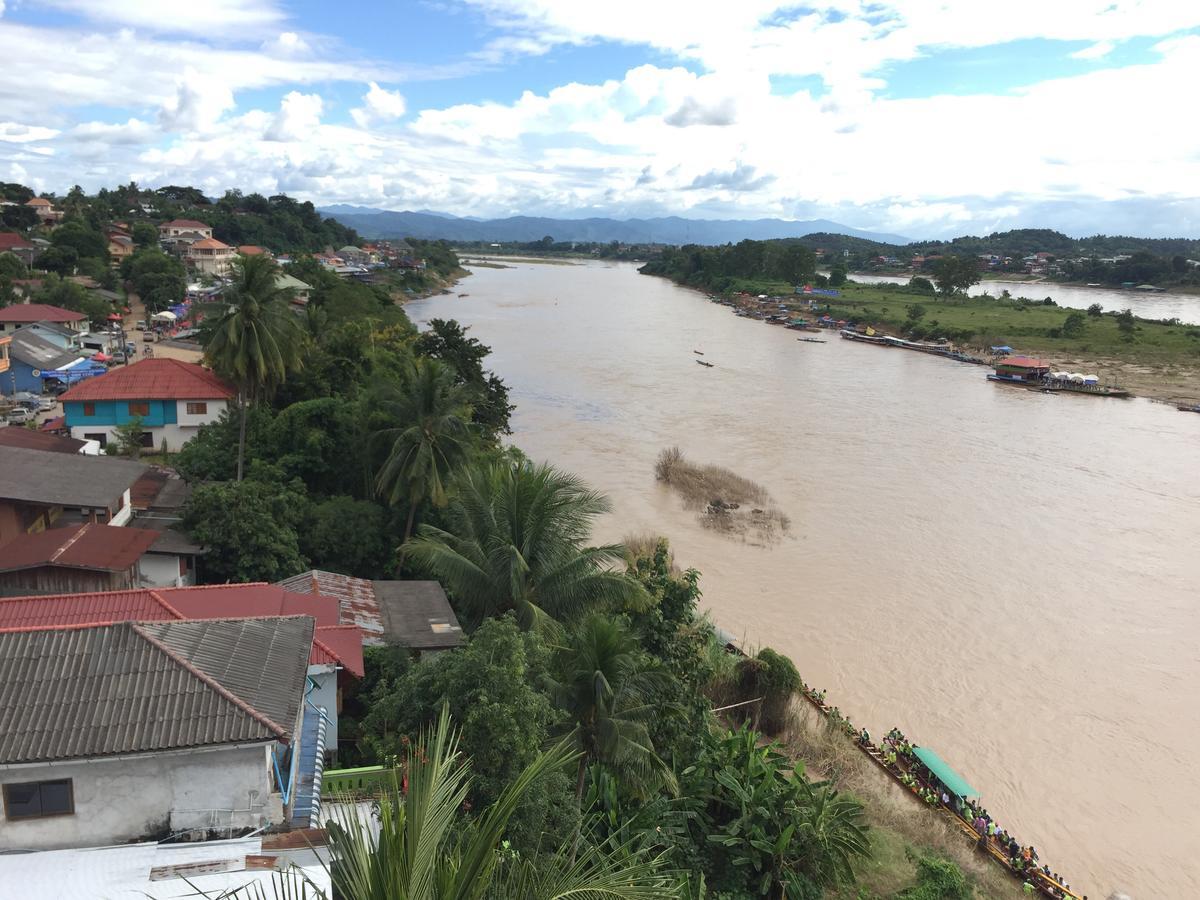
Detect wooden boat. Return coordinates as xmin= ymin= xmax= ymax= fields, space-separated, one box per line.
xmin=1177 ymin=404 xmax=1200 ymax=413
xmin=1037 ymin=381 xmax=1130 ymax=398
xmin=839 ymin=329 xmax=891 ymax=345
xmin=796 ymin=338 xmax=826 ymax=344
xmin=695 ymin=359 xmax=715 ymax=368
xmin=693 ymin=350 xmax=705 ymax=356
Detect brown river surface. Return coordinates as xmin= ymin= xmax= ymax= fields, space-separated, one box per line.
xmin=409 ymin=259 xmax=1200 ymax=900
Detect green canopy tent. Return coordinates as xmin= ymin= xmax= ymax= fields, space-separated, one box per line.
xmin=911 ymin=746 xmax=980 ymax=800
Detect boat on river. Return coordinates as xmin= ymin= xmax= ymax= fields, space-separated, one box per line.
xmin=839 ymin=329 xmax=891 ymax=345
xmin=1178 ymin=403 xmax=1200 ymax=413
xmin=695 ymin=359 xmax=715 ymax=368
xmin=797 ymin=338 xmax=826 ymax=344
xmin=988 ymin=359 xmax=1130 ymax=396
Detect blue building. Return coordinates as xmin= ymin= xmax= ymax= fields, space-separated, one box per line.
xmin=2 ymin=326 xmax=101 ymax=396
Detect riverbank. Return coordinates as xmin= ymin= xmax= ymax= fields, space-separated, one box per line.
xmin=663 ymin=275 xmax=1200 ymax=404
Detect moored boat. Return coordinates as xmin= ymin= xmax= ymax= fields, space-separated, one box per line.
xmin=839 ymin=329 xmax=891 ymax=345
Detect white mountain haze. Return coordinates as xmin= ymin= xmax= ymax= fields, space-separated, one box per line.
xmin=319 ymin=207 xmax=913 ymax=245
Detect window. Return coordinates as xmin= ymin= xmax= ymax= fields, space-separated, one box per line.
xmin=3 ymin=779 xmax=74 ymax=820
xmin=84 ymin=432 xmax=107 ymax=448
xmin=185 ymin=401 xmax=208 ymax=415
xmin=128 ymin=401 xmax=150 ymax=417
xmin=82 ymin=402 xmax=95 ymax=416
xmin=139 ymin=432 xmax=155 ymax=449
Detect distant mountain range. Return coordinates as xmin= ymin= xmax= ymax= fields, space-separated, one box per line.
xmin=319 ymin=206 xmax=911 ymax=246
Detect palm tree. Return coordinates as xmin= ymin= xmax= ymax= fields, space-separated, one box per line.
xmin=372 ymin=357 xmax=474 ymax=547
xmin=550 ymin=616 xmax=678 ymax=811
xmin=405 ymin=461 xmax=647 ymax=629
xmin=202 ymin=253 xmax=304 ymax=480
xmin=794 ymin=778 xmax=872 ymax=889
xmin=218 ymin=708 xmax=678 ymax=900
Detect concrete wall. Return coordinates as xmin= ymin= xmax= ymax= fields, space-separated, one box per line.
xmin=0 ymin=743 xmax=276 ymax=851
xmin=140 ymin=552 xmax=192 ymax=588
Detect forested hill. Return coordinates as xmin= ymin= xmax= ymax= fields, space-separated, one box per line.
xmin=784 ymin=228 xmax=1200 ymax=260
xmin=157 ymin=187 xmax=358 ymax=252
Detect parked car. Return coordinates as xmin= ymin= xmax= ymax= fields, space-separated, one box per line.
xmin=6 ymin=407 xmax=33 ymax=424
xmin=143 ymin=331 xmax=155 ymax=342
xmin=37 ymin=396 xmax=55 ymax=412
xmin=135 ymin=322 xmax=146 ymax=331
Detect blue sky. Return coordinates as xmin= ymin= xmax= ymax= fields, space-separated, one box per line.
xmin=1 ymin=1 xmax=1199 ymax=237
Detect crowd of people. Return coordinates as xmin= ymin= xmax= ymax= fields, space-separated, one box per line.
xmin=801 ymin=686 xmax=1084 ymax=900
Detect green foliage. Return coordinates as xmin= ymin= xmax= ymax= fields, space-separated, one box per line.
xmin=415 ymin=318 xmax=514 ymax=438
xmin=407 ymin=461 xmax=646 ymax=629
xmin=829 ymin=264 xmax=848 ymax=287
xmin=1116 ymin=308 xmax=1136 ymax=336
xmin=111 ymin=416 xmax=146 ymax=459
xmin=317 ymin=708 xmax=676 ymax=900
xmin=270 ymin=397 xmax=369 ymax=497
xmin=175 ymin=405 xmax=274 ymax=482
xmin=1061 ymin=311 xmax=1087 ymax=338
xmin=930 ymin=256 xmax=980 ymax=296
xmin=360 ymin=618 xmax=576 ymax=854
xmin=35 ymin=245 xmax=79 ymax=275
xmin=550 ymin=614 xmax=678 ymax=806
xmin=122 ymin=248 xmax=186 ymax=312
xmin=372 ymin=357 xmax=474 ymax=542
xmin=0 ymin=253 xmax=27 ymax=280
xmin=640 ymin=240 xmax=816 ymax=292
xmin=183 ymin=478 xmax=307 ymax=583
xmin=894 ymin=851 xmax=971 ymax=899
xmin=1 ymin=205 xmax=38 ymax=230
xmin=51 ymin=219 xmax=108 ymax=263
xmin=680 ymin=725 xmax=870 ymax=896
xmin=736 ymin=647 xmax=803 ymax=735
xmin=301 ymin=496 xmax=393 ymax=578
xmin=909 ymin=276 xmax=935 ymax=294
xmin=201 ymin=190 xmax=358 ymax=253
xmin=131 ymin=221 xmax=159 ymax=246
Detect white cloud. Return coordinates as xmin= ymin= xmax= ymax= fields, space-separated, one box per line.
xmin=1070 ymin=40 xmax=1116 ymax=60
xmin=350 ymin=82 xmax=408 ymax=128
xmin=159 ymin=71 xmax=236 ymax=133
xmin=265 ymin=91 xmax=324 ymax=141
xmin=0 ymin=122 xmax=60 ymax=143
xmin=36 ymin=0 xmax=285 ymax=36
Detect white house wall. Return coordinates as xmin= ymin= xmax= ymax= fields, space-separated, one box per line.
xmin=140 ymin=553 xmax=189 ymax=588
xmin=0 ymin=744 xmax=275 ymax=851
xmin=306 ymin=667 xmax=339 ymax=753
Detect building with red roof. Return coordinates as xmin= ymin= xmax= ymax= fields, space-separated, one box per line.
xmin=0 ymin=524 xmax=158 ymax=595
xmin=23 ymin=196 xmax=63 ymax=225
xmin=0 ymin=427 xmax=86 ymax=454
xmin=188 ymin=237 xmax=234 ymax=276
xmin=60 ymin=357 xmax=235 ymax=451
xmin=0 ymin=232 xmax=38 ymax=267
xmin=0 ymin=582 xmax=366 ymax=756
xmin=0 ymin=303 xmax=87 ymax=336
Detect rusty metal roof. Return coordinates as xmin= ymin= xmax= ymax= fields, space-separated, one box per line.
xmin=277 ymin=570 xmax=461 ymax=650
xmin=0 ymin=617 xmax=313 ymax=764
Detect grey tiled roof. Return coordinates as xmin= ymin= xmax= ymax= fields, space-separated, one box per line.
xmin=0 ymin=445 xmax=147 ymax=507
xmin=0 ymin=617 xmax=313 ymax=765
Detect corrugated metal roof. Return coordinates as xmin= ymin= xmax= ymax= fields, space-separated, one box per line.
xmin=0 ymin=524 xmax=159 ymax=573
xmin=0 ymin=585 xmax=352 ymax=672
xmin=0 ymin=445 xmax=147 ymax=508
xmin=138 ymin=617 xmax=313 ymax=740
xmin=277 ymin=570 xmax=461 ymax=650
xmin=277 ymin=570 xmax=385 ymax=645
xmin=8 ymin=325 xmax=82 ymax=370
xmin=59 ymin=358 xmax=235 ymax=402
xmin=0 ymin=619 xmax=312 ymax=764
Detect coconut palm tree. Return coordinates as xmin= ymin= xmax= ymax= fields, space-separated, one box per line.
xmin=372 ymin=357 xmax=474 ymax=547
xmin=202 ymin=253 xmax=304 ymax=480
xmin=550 ymin=616 xmax=678 ymax=811
xmin=216 ymin=708 xmax=678 ymax=900
xmin=404 ymin=461 xmax=647 ymax=630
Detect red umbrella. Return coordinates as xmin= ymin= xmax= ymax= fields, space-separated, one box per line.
xmin=107 ymin=313 xmax=123 ymax=321
xmin=92 ymin=352 xmax=111 ymax=362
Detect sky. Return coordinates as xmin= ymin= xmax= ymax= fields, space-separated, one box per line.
xmin=1 ymin=1 xmax=1198 ymax=238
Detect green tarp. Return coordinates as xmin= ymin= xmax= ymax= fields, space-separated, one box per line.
xmin=911 ymin=746 xmax=979 ymax=799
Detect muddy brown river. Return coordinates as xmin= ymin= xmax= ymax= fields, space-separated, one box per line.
xmin=410 ymin=259 xmax=1200 ymax=899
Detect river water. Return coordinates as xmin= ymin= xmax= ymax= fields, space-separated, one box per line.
xmin=846 ymin=272 xmax=1200 ymax=324
xmin=409 ymin=260 xmax=1200 ymax=900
